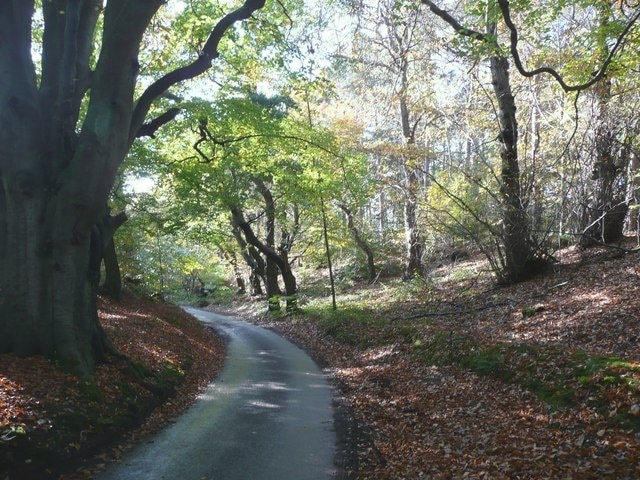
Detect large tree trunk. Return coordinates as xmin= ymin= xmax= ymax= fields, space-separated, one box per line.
xmin=0 ymin=0 xmax=266 ymax=376
xmin=422 ymin=3 xmax=535 ymax=284
xmin=489 ymin=54 xmax=533 ymax=283
xmin=0 ymin=188 xmax=112 ymax=376
xmin=580 ymin=78 xmax=629 ymax=247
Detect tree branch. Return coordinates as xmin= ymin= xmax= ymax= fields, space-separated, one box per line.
xmin=421 ymin=0 xmax=486 ymax=42
xmin=424 ymin=0 xmax=640 ymax=92
xmin=392 ymin=301 xmax=511 ymax=321
xmin=136 ymin=107 xmax=181 ymax=138
xmin=195 ymin=129 xmax=343 ymax=158
xmin=128 ymin=0 xmax=267 ymax=144
xmin=73 ymin=1 xmax=102 ymax=116
xmin=497 ymin=0 xmax=640 ymax=92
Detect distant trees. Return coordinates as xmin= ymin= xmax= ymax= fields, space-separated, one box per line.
xmin=132 ymin=94 xmax=370 ymax=310
xmin=113 ymin=0 xmax=640 ymax=304
xmin=323 ymin=0 xmax=640 ymax=283
xmin=344 ymin=0 xmax=436 ymax=279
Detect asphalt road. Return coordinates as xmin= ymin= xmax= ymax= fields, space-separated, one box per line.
xmin=97 ymin=308 xmax=338 ymax=480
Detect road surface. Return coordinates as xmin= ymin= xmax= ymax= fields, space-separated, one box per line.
xmin=97 ymin=308 xmax=338 ymax=480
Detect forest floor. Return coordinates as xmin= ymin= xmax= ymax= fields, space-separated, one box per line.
xmin=0 ymin=292 xmax=226 ymax=480
xmin=219 ymin=241 xmax=640 ymax=479
xmin=2 ymin=242 xmax=640 ymax=479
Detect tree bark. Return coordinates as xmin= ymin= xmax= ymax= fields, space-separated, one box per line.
xmin=0 ymin=188 xmax=113 ymax=375
xmin=256 ymin=180 xmax=284 ymax=310
xmin=102 ymin=240 xmax=123 ymax=299
xmin=339 ymin=204 xmax=377 ymax=282
xmin=99 ymin=209 xmax=127 ymax=299
xmin=403 ymin=169 xmax=424 ymax=280
xmin=489 ymin=54 xmax=533 ymax=283
xmin=230 ymin=207 xmax=297 ymax=312
xmin=626 ymin=152 xmax=639 ymax=234
xmin=397 ymin=26 xmax=425 ymax=280
xmin=223 ymin=250 xmax=246 ymax=294
xmin=232 ymin=225 xmax=265 ymax=296
xmin=580 ymin=77 xmax=629 ymax=246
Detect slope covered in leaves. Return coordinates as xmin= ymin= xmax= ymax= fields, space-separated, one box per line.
xmin=241 ymin=244 xmax=640 ymax=479
xmin=0 ymin=292 xmax=225 ymax=480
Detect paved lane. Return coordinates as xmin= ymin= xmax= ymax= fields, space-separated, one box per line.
xmin=97 ymin=308 xmax=337 ymax=480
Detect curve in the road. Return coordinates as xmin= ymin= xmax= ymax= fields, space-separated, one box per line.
xmin=97 ymin=308 xmax=338 ymax=480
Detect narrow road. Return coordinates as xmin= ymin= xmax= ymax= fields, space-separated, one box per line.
xmin=97 ymin=309 xmax=338 ymax=480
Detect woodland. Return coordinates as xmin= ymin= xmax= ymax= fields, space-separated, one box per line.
xmin=2 ymin=0 xmax=640 ymax=477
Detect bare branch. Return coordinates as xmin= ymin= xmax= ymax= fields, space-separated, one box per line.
xmin=421 ymin=0 xmax=486 ymax=42
xmin=129 ymin=0 xmax=266 ymax=144
xmin=497 ymin=0 xmax=640 ymax=92
xmin=424 ymin=0 xmax=640 ymax=92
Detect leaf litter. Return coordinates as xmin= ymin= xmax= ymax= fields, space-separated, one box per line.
xmin=2 ymin=244 xmax=640 ymax=479
xmin=0 ymin=291 xmax=225 ymax=479
xmin=243 ymin=244 xmax=640 ymax=479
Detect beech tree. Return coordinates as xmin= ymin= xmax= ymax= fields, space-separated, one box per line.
xmin=421 ymin=0 xmax=538 ymax=282
xmin=0 ymin=0 xmax=267 ymax=376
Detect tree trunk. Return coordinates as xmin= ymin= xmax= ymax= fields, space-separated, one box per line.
xmin=339 ymin=204 xmax=377 ymax=282
xmin=257 ymin=180 xmax=285 ymax=310
xmin=403 ymin=171 xmax=424 ymax=280
xmin=230 ymin=206 xmax=297 ymax=313
xmin=397 ymin=52 xmax=424 ymax=280
xmin=99 ymin=209 xmax=127 ymax=300
xmin=580 ymin=78 xmax=629 ymax=246
xmin=232 ymin=225 xmax=265 ymax=295
xmin=0 ymin=0 xmax=267 ymax=376
xmin=102 ymin=240 xmax=123 ymax=299
xmin=228 ymin=251 xmax=246 ymax=294
xmin=626 ymin=151 xmax=639 ymax=234
xmin=0 ymin=189 xmax=111 ymax=377
xmin=322 ymin=199 xmax=337 ymax=310
xmin=489 ymin=54 xmax=533 ymax=283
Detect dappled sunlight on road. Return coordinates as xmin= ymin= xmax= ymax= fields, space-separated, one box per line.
xmin=247 ymin=400 xmax=281 ymax=409
xmin=98 ymin=309 xmax=337 ymax=480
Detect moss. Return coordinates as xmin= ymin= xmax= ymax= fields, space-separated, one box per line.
xmin=413 ymin=331 xmax=477 ymax=366
xmin=79 ymin=381 xmax=105 ymax=403
xmin=412 ymin=338 xmax=639 ymax=416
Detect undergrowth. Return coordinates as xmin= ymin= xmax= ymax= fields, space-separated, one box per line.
xmin=409 ymin=331 xmax=640 ymax=427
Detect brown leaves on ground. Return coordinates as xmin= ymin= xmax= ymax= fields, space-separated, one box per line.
xmin=4 ymin=244 xmax=639 ymax=479
xmin=247 ymin=245 xmax=640 ymax=479
xmin=0 ymin=291 xmax=225 ymax=480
